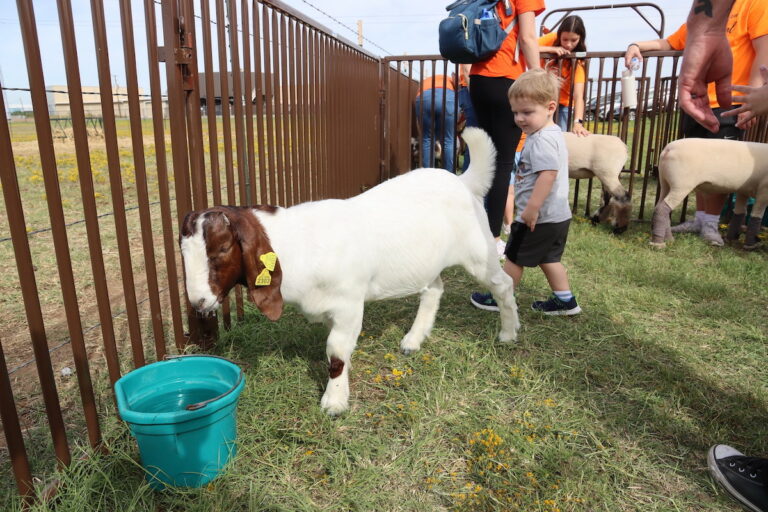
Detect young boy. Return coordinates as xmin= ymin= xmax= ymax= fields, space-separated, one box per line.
xmin=471 ymin=68 xmax=580 ymax=315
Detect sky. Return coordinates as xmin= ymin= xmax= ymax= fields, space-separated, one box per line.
xmin=0 ymin=0 xmax=692 ymax=111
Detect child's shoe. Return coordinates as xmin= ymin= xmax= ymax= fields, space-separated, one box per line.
xmin=531 ymin=294 xmax=581 ymax=316
xmin=470 ymin=292 xmax=499 ymax=312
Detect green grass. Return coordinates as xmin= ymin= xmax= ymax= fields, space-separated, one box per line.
xmin=4 ymin=219 xmax=767 ymax=511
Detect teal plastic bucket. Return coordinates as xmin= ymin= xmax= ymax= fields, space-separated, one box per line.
xmin=115 ymin=355 xmax=246 ymax=489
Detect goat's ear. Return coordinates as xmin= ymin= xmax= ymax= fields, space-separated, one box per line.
xmin=235 ymin=215 xmax=284 ymax=321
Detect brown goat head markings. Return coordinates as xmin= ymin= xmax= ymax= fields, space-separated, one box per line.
xmin=181 ymin=206 xmax=284 ymax=320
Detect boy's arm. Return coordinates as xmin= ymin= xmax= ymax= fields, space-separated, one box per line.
xmin=520 ymin=170 xmax=557 ymax=231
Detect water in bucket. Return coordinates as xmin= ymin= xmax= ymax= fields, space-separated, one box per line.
xmin=115 ymin=355 xmax=246 ymax=489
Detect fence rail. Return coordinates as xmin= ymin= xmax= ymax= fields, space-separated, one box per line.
xmin=1 ymin=0 xmax=382 ymax=506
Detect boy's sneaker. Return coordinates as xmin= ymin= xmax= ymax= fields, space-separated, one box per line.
xmin=708 ymin=445 xmax=768 ymax=512
xmin=470 ymin=292 xmax=499 ymax=312
xmin=531 ymin=294 xmax=581 ymax=316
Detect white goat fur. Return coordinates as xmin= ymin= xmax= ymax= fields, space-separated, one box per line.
xmin=563 ymin=132 xmax=631 ymax=231
xmin=183 ymin=127 xmax=519 ymax=415
xmin=651 ymin=138 xmax=768 ymax=249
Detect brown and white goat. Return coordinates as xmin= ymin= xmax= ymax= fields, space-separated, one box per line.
xmin=651 ymin=138 xmax=768 ymax=249
xmin=179 ymin=128 xmax=519 ymax=415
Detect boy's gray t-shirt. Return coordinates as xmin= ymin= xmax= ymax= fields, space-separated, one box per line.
xmin=514 ymin=124 xmax=572 ymax=224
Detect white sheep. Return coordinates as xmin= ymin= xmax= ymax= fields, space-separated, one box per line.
xmin=179 ymin=127 xmax=519 ymax=415
xmin=563 ymin=132 xmax=632 ymax=233
xmin=650 ymin=137 xmax=768 ymax=250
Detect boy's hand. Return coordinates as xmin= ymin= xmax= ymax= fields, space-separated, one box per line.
xmin=521 ymin=207 xmax=539 ymax=231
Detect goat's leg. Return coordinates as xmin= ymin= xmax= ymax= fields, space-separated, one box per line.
xmin=466 ymin=253 xmax=519 ymax=342
xmin=320 ymin=303 xmax=364 ymax=415
xmin=400 ymin=276 xmax=443 ymax=355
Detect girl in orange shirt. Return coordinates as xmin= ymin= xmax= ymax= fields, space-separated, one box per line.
xmin=538 ymin=15 xmax=590 ymax=137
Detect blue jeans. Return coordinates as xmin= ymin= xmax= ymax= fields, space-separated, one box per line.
xmin=415 ymin=88 xmax=457 ymax=173
xmin=458 ymin=86 xmax=477 ymax=171
xmin=556 ymin=105 xmax=571 ymax=132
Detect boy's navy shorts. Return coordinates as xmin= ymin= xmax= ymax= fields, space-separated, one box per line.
xmin=505 ymin=219 xmax=571 ymax=267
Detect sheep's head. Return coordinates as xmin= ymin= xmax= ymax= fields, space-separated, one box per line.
xmin=179 ymin=206 xmax=283 ymax=320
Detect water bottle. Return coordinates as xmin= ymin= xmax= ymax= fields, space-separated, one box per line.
xmin=630 ymin=57 xmax=640 ymax=72
xmin=621 ymin=68 xmax=637 ymax=110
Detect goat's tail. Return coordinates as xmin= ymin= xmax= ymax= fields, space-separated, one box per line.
xmin=458 ymin=127 xmax=497 ymax=198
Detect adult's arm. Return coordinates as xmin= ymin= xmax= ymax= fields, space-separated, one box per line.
xmin=571 ymin=81 xmax=590 ymax=136
xmin=517 ymin=11 xmax=540 ymax=70
xmin=623 ymin=39 xmax=673 ymax=69
xmin=678 ymin=0 xmax=735 ymax=132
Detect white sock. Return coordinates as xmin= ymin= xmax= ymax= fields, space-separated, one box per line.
xmin=703 ymin=213 xmax=720 ymax=224
xmin=553 ymin=290 xmax=573 ymax=302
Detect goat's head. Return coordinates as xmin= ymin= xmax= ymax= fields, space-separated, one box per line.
xmin=179 ymin=206 xmax=283 ymax=320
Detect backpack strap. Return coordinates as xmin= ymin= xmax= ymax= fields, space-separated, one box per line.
xmin=501 ymin=0 xmax=520 ymax=62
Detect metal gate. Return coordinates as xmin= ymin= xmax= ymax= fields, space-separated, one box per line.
xmin=0 ymin=0 xmax=381 ymax=505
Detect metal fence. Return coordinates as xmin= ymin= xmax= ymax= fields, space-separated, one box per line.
xmin=4 ymin=0 xmax=768 ymax=506
xmin=0 ymin=0 xmax=381 ymax=505
xmin=381 ymin=51 xmax=768 ymax=221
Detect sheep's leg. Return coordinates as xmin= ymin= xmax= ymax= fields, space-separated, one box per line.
xmin=320 ymin=302 xmax=364 ymax=416
xmin=726 ymin=212 xmax=746 ymax=241
xmin=400 ymin=276 xmax=443 ymax=355
xmin=650 ymin=199 xmax=674 ymax=247
xmin=744 ymin=194 xmax=766 ymax=250
xmin=591 ymin=189 xmax=611 ymax=225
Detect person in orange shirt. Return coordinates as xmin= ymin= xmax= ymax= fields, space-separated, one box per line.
xmin=624 ymin=0 xmax=768 ymax=246
xmin=469 ymin=0 xmax=545 ymax=258
xmin=414 ymin=74 xmax=457 ymax=172
xmin=538 ymin=15 xmax=591 ymax=137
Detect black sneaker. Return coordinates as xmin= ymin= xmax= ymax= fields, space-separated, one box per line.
xmin=531 ymin=294 xmax=581 ymax=316
xmin=470 ymin=292 xmax=499 ymax=312
xmin=708 ymin=445 xmax=768 ymax=512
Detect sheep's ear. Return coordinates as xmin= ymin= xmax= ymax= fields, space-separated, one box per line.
xmin=234 ymin=214 xmax=284 ymax=321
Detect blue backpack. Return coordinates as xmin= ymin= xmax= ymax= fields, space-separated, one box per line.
xmin=438 ymin=0 xmax=517 ymax=64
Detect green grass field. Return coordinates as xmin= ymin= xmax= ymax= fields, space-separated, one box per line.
xmin=3 ymin=216 xmax=766 ymax=511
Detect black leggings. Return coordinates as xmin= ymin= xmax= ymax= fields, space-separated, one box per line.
xmin=469 ymin=75 xmax=522 ymax=238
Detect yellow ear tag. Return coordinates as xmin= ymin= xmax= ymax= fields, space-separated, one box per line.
xmin=255 ymin=268 xmax=272 ymax=286
xmin=259 ymin=252 xmax=277 ymax=271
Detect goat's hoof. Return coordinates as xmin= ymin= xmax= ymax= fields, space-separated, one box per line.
xmin=399 ymin=333 xmax=423 ymax=355
xmin=498 ymin=329 xmax=518 ymax=343
xmin=649 ymin=240 xmax=667 ymax=249
xmin=320 ymin=399 xmax=349 ymax=416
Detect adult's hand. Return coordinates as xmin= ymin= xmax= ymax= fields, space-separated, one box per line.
xmin=572 ymin=123 xmax=591 ymax=137
xmin=722 ymin=66 xmax=768 ymax=127
xmin=624 ymin=44 xmax=642 ymax=69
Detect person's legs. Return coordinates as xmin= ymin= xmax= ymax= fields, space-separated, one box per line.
xmin=556 ymin=105 xmax=571 ymax=132
xmin=540 ymin=262 xmax=570 ymax=292
xmin=503 ymin=259 xmax=524 ymax=287
xmin=442 ymin=91 xmax=457 ymax=173
xmin=459 ymin=86 xmax=477 ymax=172
xmin=417 ymin=90 xmax=435 ymax=168
xmin=470 ymin=75 xmax=521 ymax=239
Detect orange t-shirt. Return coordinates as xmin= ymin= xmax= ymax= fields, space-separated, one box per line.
xmin=417 ymin=75 xmax=456 ymax=94
xmin=538 ymin=31 xmax=586 ymax=107
xmin=665 ymin=0 xmax=768 ymax=107
xmin=470 ymin=0 xmax=546 ymax=79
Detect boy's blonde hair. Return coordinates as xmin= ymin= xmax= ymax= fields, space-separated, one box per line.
xmin=507 ymin=68 xmax=562 ymax=106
